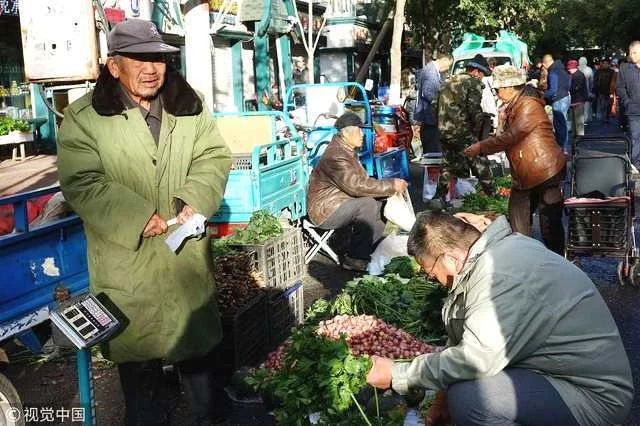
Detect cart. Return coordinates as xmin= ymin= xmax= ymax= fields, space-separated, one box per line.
xmin=283 ymin=82 xmax=411 ymax=183
xmin=0 ymin=186 xmax=96 ymax=425
xmin=209 ymin=111 xmax=307 ymax=235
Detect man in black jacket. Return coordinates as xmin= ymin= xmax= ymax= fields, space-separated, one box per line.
xmin=595 ymin=59 xmax=615 ymax=121
xmin=617 ymin=41 xmax=640 ymax=167
xmin=543 ymin=55 xmax=572 ymax=153
xmin=568 ymin=59 xmax=588 ymax=137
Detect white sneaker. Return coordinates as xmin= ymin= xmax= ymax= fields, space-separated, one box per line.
xmin=631 ymin=164 xmax=640 ymax=175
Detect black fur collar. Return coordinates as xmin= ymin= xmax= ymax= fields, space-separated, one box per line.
xmin=91 ymin=66 xmax=202 ymax=116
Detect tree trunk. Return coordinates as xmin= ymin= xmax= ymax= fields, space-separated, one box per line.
xmin=355 ymin=14 xmax=394 ymax=84
xmin=388 ymin=0 xmax=406 ymax=105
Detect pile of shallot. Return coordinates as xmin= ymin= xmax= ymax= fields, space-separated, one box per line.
xmin=317 ymin=314 xmax=435 ymax=359
xmin=262 ymin=341 xmax=289 ymax=371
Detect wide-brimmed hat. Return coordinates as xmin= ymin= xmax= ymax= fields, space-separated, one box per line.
xmin=108 ymin=19 xmax=179 ymax=55
xmin=492 ymin=65 xmax=527 ymax=88
xmin=466 ymin=54 xmax=492 ymax=76
xmin=566 ymin=60 xmax=579 ymax=70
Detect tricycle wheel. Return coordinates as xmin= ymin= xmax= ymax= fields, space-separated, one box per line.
xmin=0 ymin=372 xmax=25 ymax=426
xmin=629 ymin=262 xmax=640 ymax=287
xmin=617 ymin=261 xmax=630 ymax=287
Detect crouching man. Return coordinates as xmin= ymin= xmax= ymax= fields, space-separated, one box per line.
xmin=307 ymin=112 xmax=407 ymax=272
xmin=366 ymin=212 xmax=633 ymax=425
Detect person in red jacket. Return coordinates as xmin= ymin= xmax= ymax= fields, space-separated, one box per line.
xmin=464 ymin=65 xmax=567 ymax=254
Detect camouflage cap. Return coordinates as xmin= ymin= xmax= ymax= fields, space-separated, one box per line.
xmin=492 ymin=65 xmax=527 ymax=88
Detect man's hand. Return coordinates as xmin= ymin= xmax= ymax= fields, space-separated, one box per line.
xmin=425 ymin=390 xmax=450 ymax=426
xmin=366 ymin=356 xmax=394 ymax=389
xmin=143 ymin=213 xmax=168 ymax=238
xmin=393 ymin=178 xmax=409 ymax=194
xmin=454 ymin=212 xmax=492 ymax=232
xmin=464 ymin=143 xmax=482 ymax=158
xmin=176 ymin=204 xmax=195 ymax=225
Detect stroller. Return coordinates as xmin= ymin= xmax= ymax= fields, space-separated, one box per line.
xmin=564 ymin=134 xmax=640 ymax=285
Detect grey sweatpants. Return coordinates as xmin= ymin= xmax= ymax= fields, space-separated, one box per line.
xmin=447 ymin=368 xmax=579 ymax=426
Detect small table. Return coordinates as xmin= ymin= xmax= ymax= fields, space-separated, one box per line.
xmin=0 ymin=131 xmax=34 ymax=161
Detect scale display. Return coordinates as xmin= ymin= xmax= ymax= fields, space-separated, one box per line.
xmin=50 ymin=293 xmax=120 ymax=349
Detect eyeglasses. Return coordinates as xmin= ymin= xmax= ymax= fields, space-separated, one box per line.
xmin=425 ymin=253 xmax=444 ymax=279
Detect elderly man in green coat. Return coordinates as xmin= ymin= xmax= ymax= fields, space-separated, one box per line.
xmin=57 ymin=19 xmax=231 ymax=425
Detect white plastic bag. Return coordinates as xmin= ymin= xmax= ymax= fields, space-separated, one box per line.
xmin=367 ymin=233 xmax=409 ymax=275
xmin=454 ymin=176 xmax=478 ymax=198
xmin=422 ymin=166 xmax=440 ymax=201
xmin=384 ymin=190 xmax=416 ymax=232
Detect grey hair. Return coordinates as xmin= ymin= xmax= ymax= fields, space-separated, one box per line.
xmin=407 ymin=211 xmax=480 ymax=261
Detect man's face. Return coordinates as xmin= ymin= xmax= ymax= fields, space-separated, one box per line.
xmin=347 ymin=126 xmax=364 ymax=148
xmin=107 ymin=53 xmax=167 ymax=100
xmin=418 ymin=251 xmax=462 ymax=287
xmin=629 ymin=45 xmax=640 ymax=66
xmin=601 ymin=61 xmax=610 ymax=70
xmin=468 ymin=68 xmax=484 ymax=80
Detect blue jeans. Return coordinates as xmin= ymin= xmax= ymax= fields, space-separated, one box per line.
xmin=552 ymin=96 xmax=571 ymax=152
xmin=628 ymin=116 xmax=640 ymax=167
xmin=447 ymin=368 xmax=579 ymax=426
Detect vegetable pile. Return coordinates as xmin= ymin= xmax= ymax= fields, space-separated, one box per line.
xmin=382 ymin=256 xmax=420 ymax=279
xmin=460 ymin=174 xmax=513 ymax=216
xmin=249 ymin=259 xmax=448 ymax=424
xmin=328 ymin=273 xmax=447 ymax=344
xmin=249 ymin=326 xmax=380 ymax=425
xmin=213 ymin=250 xmax=264 ymax=315
xmin=317 ymin=315 xmax=436 ymax=359
xmin=212 ymin=210 xmax=284 ymax=257
xmin=0 ymin=116 xmax=30 ymax=136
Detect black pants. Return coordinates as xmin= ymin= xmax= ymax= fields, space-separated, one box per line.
xmin=118 ymin=352 xmax=231 ymax=425
xmin=508 ymin=171 xmax=565 ymax=255
xmin=420 ymin=123 xmax=441 ymax=154
xmin=319 ymin=197 xmax=385 ymax=260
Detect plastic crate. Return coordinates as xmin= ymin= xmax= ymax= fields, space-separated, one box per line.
xmin=267 ymin=281 xmax=304 ymax=350
xmin=567 ymin=204 xmax=628 ymax=249
xmin=231 ymin=227 xmax=305 ymax=289
xmin=214 ymin=292 xmax=269 ymax=373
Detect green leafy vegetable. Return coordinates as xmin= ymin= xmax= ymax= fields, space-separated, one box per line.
xmin=329 ymin=274 xmax=447 ymax=344
xmin=0 ymin=116 xmax=30 ymax=136
xmin=248 ymin=326 xmax=375 ymax=425
xmin=222 ymin=210 xmax=284 ymax=245
xmin=383 ymin=256 xmax=421 ymax=278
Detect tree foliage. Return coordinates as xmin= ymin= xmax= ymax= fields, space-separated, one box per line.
xmin=398 ymin=0 xmax=640 ymax=60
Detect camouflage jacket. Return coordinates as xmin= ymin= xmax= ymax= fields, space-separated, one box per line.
xmin=437 ymin=73 xmax=484 ymax=143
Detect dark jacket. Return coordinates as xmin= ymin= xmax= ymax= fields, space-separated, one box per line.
xmin=595 ymin=68 xmax=615 ymax=96
xmin=476 ymin=86 xmax=566 ymax=190
xmin=414 ymin=62 xmax=442 ymax=125
xmin=307 ymin=135 xmax=396 ymax=224
xmin=544 ymin=60 xmax=571 ymax=103
xmin=570 ymin=69 xmax=589 ymax=104
xmin=616 ymin=63 xmax=640 ymax=116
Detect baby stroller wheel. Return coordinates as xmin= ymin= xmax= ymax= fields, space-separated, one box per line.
xmin=629 ymin=262 xmax=640 ymax=287
xmin=617 ymin=261 xmax=630 ymax=287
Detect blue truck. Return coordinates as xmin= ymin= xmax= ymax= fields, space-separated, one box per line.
xmin=0 ymin=186 xmax=90 ymax=425
xmin=209 ymin=111 xmax=308 ymax=229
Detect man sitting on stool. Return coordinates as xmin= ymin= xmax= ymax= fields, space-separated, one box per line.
xmin=307 ymin=112 xmax=408 ymax=272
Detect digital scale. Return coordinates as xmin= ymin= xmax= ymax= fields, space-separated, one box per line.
xmin=50 ymin=293 xmax=120 ymax=349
